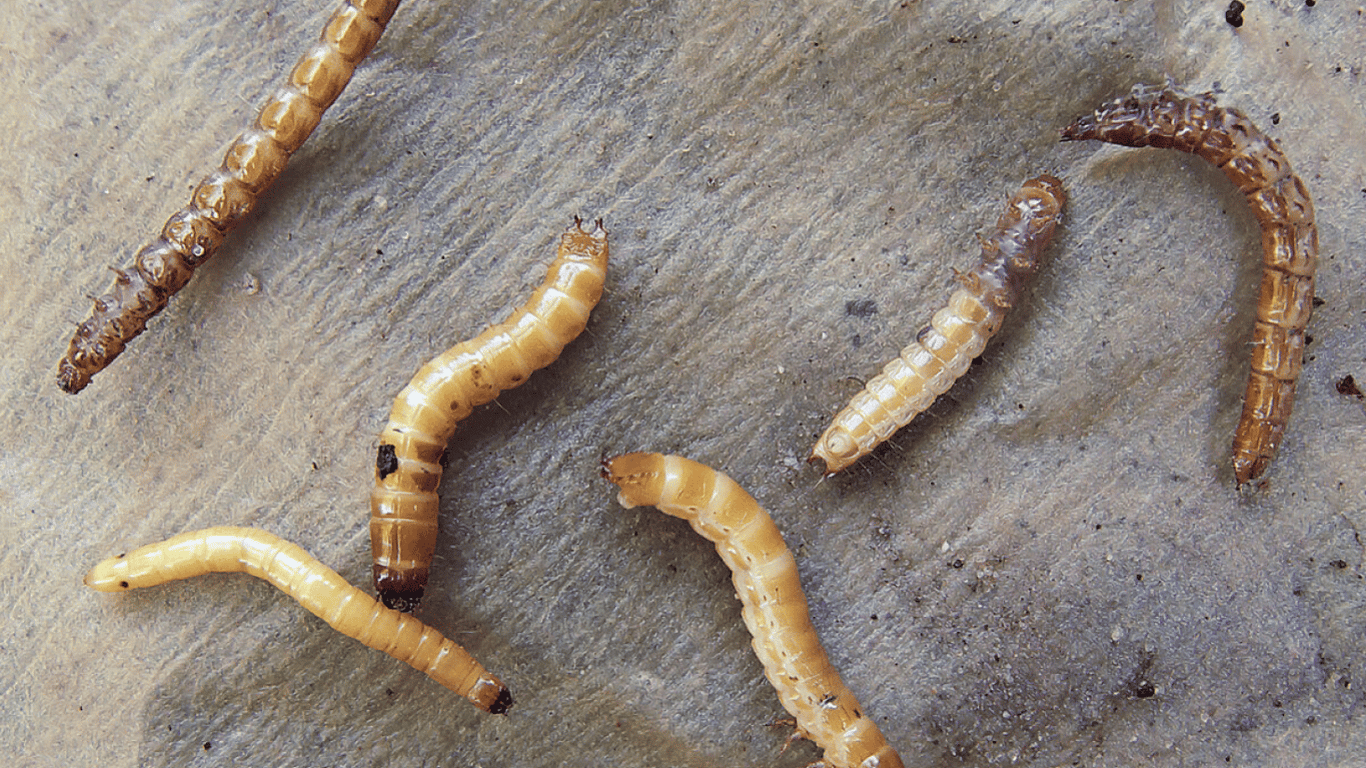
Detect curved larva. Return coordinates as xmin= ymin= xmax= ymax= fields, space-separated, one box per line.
xmin=84 ymin=526 xmax=513 ymax=714
xmin=371 ymin=218 xmax=609 ymax=611
xmin=56 ymin=0 xmax=401 ymax=394
xmin=811 ymin=175 xmax=1068 ymax=475
xmin=1061 ymin=84 xmax=1318 ymax=485
xmin=601 ymin=453 xmax=905 ymax=768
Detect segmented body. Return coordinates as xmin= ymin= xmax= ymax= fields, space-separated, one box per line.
xmin=602 ymin=453 xmax=904 ymax=768
xmin=84 ymin=526 xmax=512 ymax=714
xmin=371 ymin=219 xmax=609 ymax=611
xmin=57 ymin=0 xmax=401 ymax=394
xmin=811 ymin=175 xmax=1067 ymax=475
xmin=1061 ymin=84 xmax=1318 ymax=484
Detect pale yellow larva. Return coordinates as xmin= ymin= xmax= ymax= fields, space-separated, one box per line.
xmin=601 ymin=453 xmax=904 ymax=768
xmin=371 ymin=218 xmax=609 ymax=611
xmin=57 ymin=0 xmax=401 ymax=394
xmin=811 ymin=175 xmax=1067 ymax=475
xmin=1062 ymin=84 xmax=1318 ymax=485
xmin=85 ymin=526 xmax=512 ymax=714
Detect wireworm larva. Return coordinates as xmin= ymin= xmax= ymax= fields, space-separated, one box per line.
xmin=85 ymin=526 xmax=513 ymax=714
xmin=811 ymin=175 xmax=1067 ymax=475
xmin=56 ymin=0 xmax=401 ymax=394
xmin=371 ymin=218 xmax=609 ymax=611
xmin=1062 ymin=84 xmax=1318 ymax=485
xmin=602 ymin=453 xmax=904 ymax=768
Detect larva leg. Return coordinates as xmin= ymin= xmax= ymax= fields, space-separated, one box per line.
xmin=85 ymin=526 xmax=512 ymax=714
xmin=811 ymin=175 xmax=1067 ymax=475
xmin=601 ymin=453 xmax=905 ymax=768
xmin=56 ymin=0 xmax=402 ymax=394
xmin=1061 ymin=84 xmax=1318 ymax=485
xmin=371 ymin=219 xmax=609 ymax=611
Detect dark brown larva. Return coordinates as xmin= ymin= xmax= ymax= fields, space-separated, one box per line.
xmin=85 ymin=526 xmax=512 ymax=714
xmin=1062 ymin=84 xmax=1318 ymax=485
xmin=371 ymin=219 xmax=609 ymax=611
xmin=811 ymin=175 xmax=1067 ymax=475
xmin=56 ymin=0 xmax=401 ymax=394
xmin=602 ymin=453 xmax=904 ymax=768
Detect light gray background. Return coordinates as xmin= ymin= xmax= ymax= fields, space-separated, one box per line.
xmin=4 ymin=0 xmax=1365 ymax=765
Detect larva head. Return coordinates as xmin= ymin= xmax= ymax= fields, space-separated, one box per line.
xmin=810 ymin=428 xmax=862 ymax=476
xmin=57 ymin=359 xmax=92 ymax=394
xmin=1061 ymin=83 xmax=1185 ymax=147
xmin=84 ymin=553 xmax=132 ymax=592
xmin=58 ymin=330 xmax=122 ymax=394
xmin=1232 ymin=454 xmax=1269 ymax=487
xmin=1023 ymin=174 xmax=1067 ymax=215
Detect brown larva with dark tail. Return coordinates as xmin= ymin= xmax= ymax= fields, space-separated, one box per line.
xmin=811 ymin=175 xmax=1067 ymax=475
xmin=85 ymin=526 xmax=512 ymax=714
xmin=1061 ymin=84 xmax=1318 ymax=485
xmin=371 ymin=218 xmax=609 ymax=611
xmin=602 ymin=453 xmax=905 ymax=768
xmin=56 ymin=0 xmax=401 ymax=394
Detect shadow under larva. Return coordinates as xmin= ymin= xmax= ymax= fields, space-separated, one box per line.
xmin=370 ymin=218 xmax=609 ymax=611
xmin=810 ymin=174 xmax=1068 ymax=476
xmin=85 ymin=526 xmax=513 ymax=714
xmin=601 ymin=452 xmax=905 ymax=768
xmin=1061 ymin=84 xmax=1318 ymax=486
xmin=56 ymin=0 xmax=402 ymax=394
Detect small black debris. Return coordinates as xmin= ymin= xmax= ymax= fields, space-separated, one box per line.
xmin=1226 ymin=0 xmax=1246 ymax=27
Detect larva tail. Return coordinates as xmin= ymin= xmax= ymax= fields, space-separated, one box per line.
xmin=85 ymin=526 xmax=511 ymax=714
xmin=56 ymin=0 xmax=401 ymax=394
xmin=598 ymin=451 xmax=666 ymax=509
xmin=810 ymin=175 xmax=1066 ymax=476
xmin=371 ymin=218 xmax=610 ymax=611
xmin=1062 ymin=84 xmax=1317 ymax=485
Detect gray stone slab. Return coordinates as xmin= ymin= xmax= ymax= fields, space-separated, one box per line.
xmin=3 ymin=0 xmax=1364 ymax=766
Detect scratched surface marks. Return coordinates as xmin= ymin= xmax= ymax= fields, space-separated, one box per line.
xmin=3 ymin=1 xmax=1365 ymax=766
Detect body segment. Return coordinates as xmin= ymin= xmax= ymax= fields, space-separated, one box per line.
xmin=57 ymin=0 xmax=402 ymax=393
xmin=371 ymin=219 xmax=609 ymax=611
xmin=85 ymin=526 xmax=511 ymax=713
xmin=602 ymin=453 xmax=904 ymax=768
xmin=812 ymin=175 xmax=1067 ymax=475
xmin=1062 ymin=84 xmax=1317 ymax=484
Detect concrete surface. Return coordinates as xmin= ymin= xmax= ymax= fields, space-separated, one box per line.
xmin=3 ymin=0 xmax=1365 ymax=765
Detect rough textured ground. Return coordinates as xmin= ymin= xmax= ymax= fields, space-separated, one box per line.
xmin=3 ymin=1 xmax=1365 ymax=766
